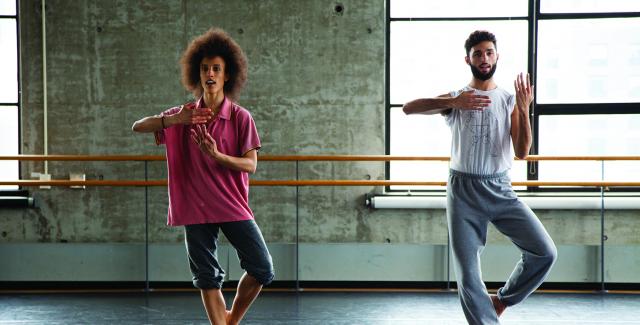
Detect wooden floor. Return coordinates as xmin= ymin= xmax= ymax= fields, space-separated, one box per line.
xmin=1 ymin=290 xmax=639 ymax=324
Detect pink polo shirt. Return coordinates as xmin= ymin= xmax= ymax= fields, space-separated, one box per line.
xmin=155 ymin=97 xmax=261 ymax=226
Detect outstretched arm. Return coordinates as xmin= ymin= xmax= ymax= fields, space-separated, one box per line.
xmin=402 ymin=90 xmax=491 ymax=115
xmin=131 ymin=103 xmax=212 ymax=133
xmin=511 ymin=72 xmax=534 ymax=159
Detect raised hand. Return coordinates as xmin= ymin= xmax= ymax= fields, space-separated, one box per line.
xmin=453 ymin=90 xmax=492 ymax=111
xmin=190 ymin=124 xmax=219 ymax=159
xmin=514 ymin=72 xmax=534 ymax=112
xmin=176 ymin=102 xmax=212 ymax=125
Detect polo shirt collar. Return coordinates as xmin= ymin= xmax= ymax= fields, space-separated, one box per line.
xmin=196 ymin=96 xmax=231 ymax=120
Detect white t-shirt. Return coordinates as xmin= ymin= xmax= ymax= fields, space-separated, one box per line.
xmin=445 ymin=86 xmax=516 ymax=175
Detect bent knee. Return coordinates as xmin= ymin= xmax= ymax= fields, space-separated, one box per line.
xmin=242 ymin=254 xmax=275 ymax=286
xmin=248 ymin=267 xmax=275 ymax=286
xmin=251 ymin=259 xmax=275 ymax=285
xmin=541 ymin=243 xmax=558 ymax=266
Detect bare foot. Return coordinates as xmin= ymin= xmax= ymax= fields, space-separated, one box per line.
xmin=490 ymin=294 xmax=507 ymax=317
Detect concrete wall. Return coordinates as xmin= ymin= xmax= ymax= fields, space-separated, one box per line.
xmin=7 ymin=0 xmax=387 ymax=245
xmin=1 ymin=0 xmax=639 ymax=283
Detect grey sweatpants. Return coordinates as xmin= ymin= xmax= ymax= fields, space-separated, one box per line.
xmin=447 ymin=169 xmax=557 ymax=325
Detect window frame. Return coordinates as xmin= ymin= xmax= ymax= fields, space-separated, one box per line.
xmin=0 ymin=0 xmax=21 ymax=193
xmin=385 ymin=0 xmax=640 ymax=193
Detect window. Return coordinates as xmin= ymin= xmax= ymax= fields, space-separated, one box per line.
xmin=387 ymin=0 xmax=640 ymax=191
xmin=540 ymin=0 xmax=640 ymax=13
xmin=538 ymin=115 xmax=640 ymax=184
xmin=535 ymin=2 xmax=640 ymax=189
xmin=537 ymin=18 xmax=640 ymax=104
xmin=0 ymin=1 xmax=19 ymax=190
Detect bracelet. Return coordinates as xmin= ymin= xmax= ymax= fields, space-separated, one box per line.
xmin=161 ymin=115 xmax=166 ymax=129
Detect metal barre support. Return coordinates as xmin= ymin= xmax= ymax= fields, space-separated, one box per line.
xmin=145 ymin=161 xmax=150 ymax=293
xmin=295 ymin=161 xmax=300 ymax=292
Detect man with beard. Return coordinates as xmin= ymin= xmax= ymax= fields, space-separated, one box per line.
xmin=403 ymin=30 xmax=557 ymax=324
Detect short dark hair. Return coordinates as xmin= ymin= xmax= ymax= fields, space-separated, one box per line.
xmin=464 ymin=30 xmax=497 ymax=56
xmin=180 ymin=28 xmax=248 ymax=100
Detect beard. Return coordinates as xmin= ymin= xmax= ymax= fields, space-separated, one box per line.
xmin=469 ymin=63 xmax=497 ymax=81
